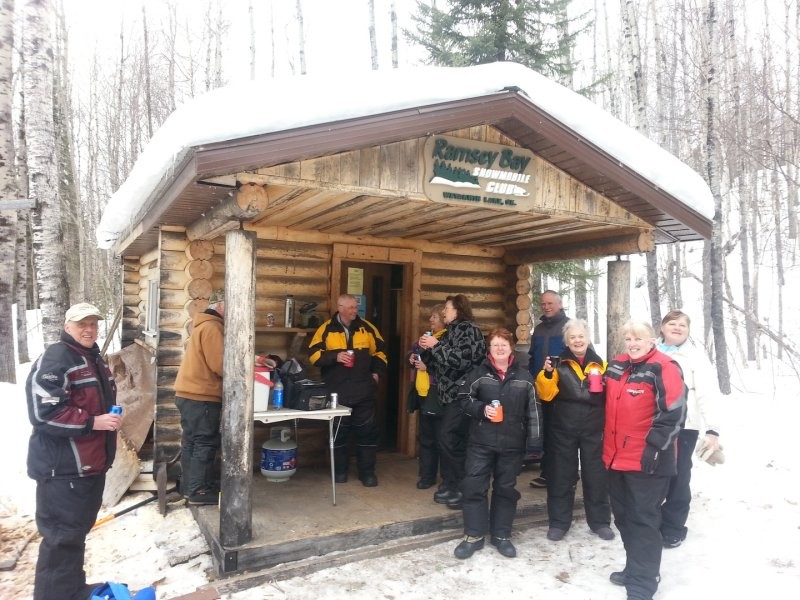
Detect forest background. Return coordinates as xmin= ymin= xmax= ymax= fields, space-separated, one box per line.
xmin=1 ymin=0 xmax=799 ymax=392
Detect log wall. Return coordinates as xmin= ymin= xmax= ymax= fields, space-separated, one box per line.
xmin=121 ymin=257 xmax=142 ymax=346
xmin=419 ymin=252 xmax=510 ymax=336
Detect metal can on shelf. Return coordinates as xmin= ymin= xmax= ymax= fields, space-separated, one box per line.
xmin=330 ymin=393 xmax=338 ymax=409
xmin=266 ymin=312 xmax=275 ymax=327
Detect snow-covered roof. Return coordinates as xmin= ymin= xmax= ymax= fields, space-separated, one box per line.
xmin=96 ymin=61 xmax=714 ymax=250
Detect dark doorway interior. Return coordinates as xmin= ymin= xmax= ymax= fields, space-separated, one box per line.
xmin=340 ymin=261 xmax=403 ymax=450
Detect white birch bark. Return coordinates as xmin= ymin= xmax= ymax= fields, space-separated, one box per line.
xmin=15 ymin=48 xmax=30 ymax=364
xmin=620 ymin=0 xmax=659 ymax=326
xmin=24 ymin=0 xmax=68 ymax=347
xmin=0 ymin=0 xmax=18 ymax=381
xmin=369 ymin=0 xmax=378 ymax=70
xmin=249 ymin=0 xmax=256 ymax=80
xmin=296 ymin=0 xmax=306 ymax=75
xmin=390 ymin=0 xmax=398 ymax=68
xmin=702 ymin=0 xmax=731 ymax=392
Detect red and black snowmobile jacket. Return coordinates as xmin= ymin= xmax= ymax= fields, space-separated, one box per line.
xmin=26 ymin=331 xmax=117 ymax=480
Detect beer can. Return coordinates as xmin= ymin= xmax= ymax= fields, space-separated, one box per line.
xmin=330 ymin=393 xmax=338 ymax=408
xmin=109 ymin=405 xmax=123 ymax=415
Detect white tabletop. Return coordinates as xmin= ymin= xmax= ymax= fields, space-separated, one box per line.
xmin=253 ymin=406 xmax=351 ymax=424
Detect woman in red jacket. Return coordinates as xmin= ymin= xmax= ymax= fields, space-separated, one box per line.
xmin=603 ymin=320 xmax=687 ymax=600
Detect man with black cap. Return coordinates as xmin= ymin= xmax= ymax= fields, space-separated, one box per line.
xmin=26 ymin=302 xmax=121 ymax=600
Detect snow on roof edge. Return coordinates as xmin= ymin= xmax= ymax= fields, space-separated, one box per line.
xmin=96 ymin=62 xmax=714 ymax=250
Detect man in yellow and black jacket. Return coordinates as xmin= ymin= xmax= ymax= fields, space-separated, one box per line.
xmin=308 ymin=294 xmax=388 ymax=487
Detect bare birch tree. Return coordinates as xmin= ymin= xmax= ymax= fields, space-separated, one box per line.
xmin=249 ymin=0 xmax=256 ymax=79
xmin=369 ymin=0 xmax=379 ymax=70
xmin=0 ymin=0 xmax=18 ymax=381
xmin=391 ymin=0 xmax=398 ymax=68
xmin=702 ymin=0 xmax=731 ymax=392
xmin=15 ymin=43 xmax=31 ymax=364
xmin=296 ymin=0 xmax=306 ymax=75
xmin=23 ymin=0 xmax=68 ymax=346
xmin=620 ymin=0 xmax=660 ymax=327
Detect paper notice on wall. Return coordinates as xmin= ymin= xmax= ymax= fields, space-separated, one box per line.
xmin=347 ymin=268 xmax=364 ymax=295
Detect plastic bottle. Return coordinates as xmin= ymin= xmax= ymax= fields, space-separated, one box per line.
xmin=273 ymin=377 xmax=284 ymax=409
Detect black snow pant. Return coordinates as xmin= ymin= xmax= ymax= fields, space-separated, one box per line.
xmin=34 ymin=475 xmax=105 ymax=600
xmin=661 ymin=428 xmax=699 ymax=540
xmin=546 ymin=401 xmax=610 ymax=531
xmin=461 ymin=443 xmax=524 ymax=539
xmin=438 ymin=400 xmax=470 ymax=493
xmin=608 ymin=469 xmax=671 ymax=600
xmin=176 ymin=396 xmax=221 ymax=496
xmin=418 ymin=413 xmax=442 ymax=484
xmin=333 ymin=400 xmax=379 ymax=478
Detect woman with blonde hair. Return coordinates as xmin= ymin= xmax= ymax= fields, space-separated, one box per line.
xmin=657 ymin=310 xmax=722 ymax=548
xmin=603 ymin=319 xmax=686 ymax=600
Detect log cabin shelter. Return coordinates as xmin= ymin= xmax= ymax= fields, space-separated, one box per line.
xmin=98 ymin=62 xmax=712 ymax=575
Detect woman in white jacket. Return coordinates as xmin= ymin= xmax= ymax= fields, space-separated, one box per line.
xmin=657 ymin=310 xmax=722 ymax=548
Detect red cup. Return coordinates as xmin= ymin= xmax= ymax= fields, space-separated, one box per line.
xmin=344 ymin=350 xmax=355 ymax=367
xmin=588 ymin=369 xmax=603 ymax=393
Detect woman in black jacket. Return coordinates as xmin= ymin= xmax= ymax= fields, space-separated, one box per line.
xmin=535 ymin=318 xmax=613 ymax=542
xmin=452 ymin=327 xmax=542 ymax=560
xmin=418 ymin=294 xmax=486 ymax=509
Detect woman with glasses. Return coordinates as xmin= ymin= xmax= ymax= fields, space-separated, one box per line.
xmin=451 ymin=327 xmax=542 ymax=560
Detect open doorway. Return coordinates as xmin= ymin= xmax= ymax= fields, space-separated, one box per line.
xmin=339 ymin=260 xmax=404 ymax=450
xmin=332 ymin=244 xmax=422 ymax=456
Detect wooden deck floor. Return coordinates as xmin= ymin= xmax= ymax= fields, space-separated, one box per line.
xmin=191 ymin=452 xmax=549 ymax=577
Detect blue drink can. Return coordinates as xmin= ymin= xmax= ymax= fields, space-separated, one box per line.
xmin=109 ymin=405 xmax=123 ymax=415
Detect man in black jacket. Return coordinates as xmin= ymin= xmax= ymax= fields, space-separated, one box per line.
xmin=27 ymin=303 xmax=122 ymax=600
xmin=527 ymin=290 xmax=569 ymax=488
xmin=308 ymin=294 xmax=388 ymax=486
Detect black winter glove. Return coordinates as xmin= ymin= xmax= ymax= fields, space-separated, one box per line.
xmin=640 ymin=444 xmax=660 ymax=474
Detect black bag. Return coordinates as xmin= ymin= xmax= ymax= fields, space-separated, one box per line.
xmin=406 ymin=385 xmax=442 ymax=416
xmin=287 ymin=379 xmax=328 ymax=411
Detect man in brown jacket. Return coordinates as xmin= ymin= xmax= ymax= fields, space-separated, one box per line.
xmin=175 ymin=297 xmax=224 ymax=505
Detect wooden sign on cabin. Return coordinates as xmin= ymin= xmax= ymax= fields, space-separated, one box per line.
xmin=422 ymin=134 xmax=537 ymax=212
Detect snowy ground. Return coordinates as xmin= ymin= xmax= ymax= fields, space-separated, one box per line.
xmin=2 ymin=341 xmax=800 ymax=598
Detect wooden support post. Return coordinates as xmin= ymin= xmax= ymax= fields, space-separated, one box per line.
xmin=606 ymin=258 xmax=631 ymax=360
xmin=220 ymin=229 xmax=257 ymax=547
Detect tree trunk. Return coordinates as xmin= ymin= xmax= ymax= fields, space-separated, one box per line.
xmin=248 ymin=0 xmax=256 ymax=80
xmin=15 ymin=46 xmax=30 ymax=364
xmin=390 ymin=0 xmax=398 ymax=68
xmin=703 ymin=0 xmax=731 ymax=393
xmin=645 ymin=250 xmax=660 ymax=329
xmin=368 ymin=0 xmax=378 ymax=70
xmin=53 ymin=4 xmax=81 ymax=303
xmin=574 ymin=260 xmax=587 ymax=322
xmin=296 ymin=0 xmax=306 ymax=75
xmin=0 ymin=0 xmax=17 ymax=381
xmin=24 ymin=0 xmax=68 ymax=346
xmin=142 ymin=4 xmax=153 ymax=138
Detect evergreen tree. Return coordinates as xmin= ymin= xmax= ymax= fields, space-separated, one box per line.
xmin=407 ymin=0 xmax=586 ymax=80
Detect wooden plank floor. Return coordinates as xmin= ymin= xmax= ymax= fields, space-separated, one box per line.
xmin=191 ymin=453 xmax=550 ymax=576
